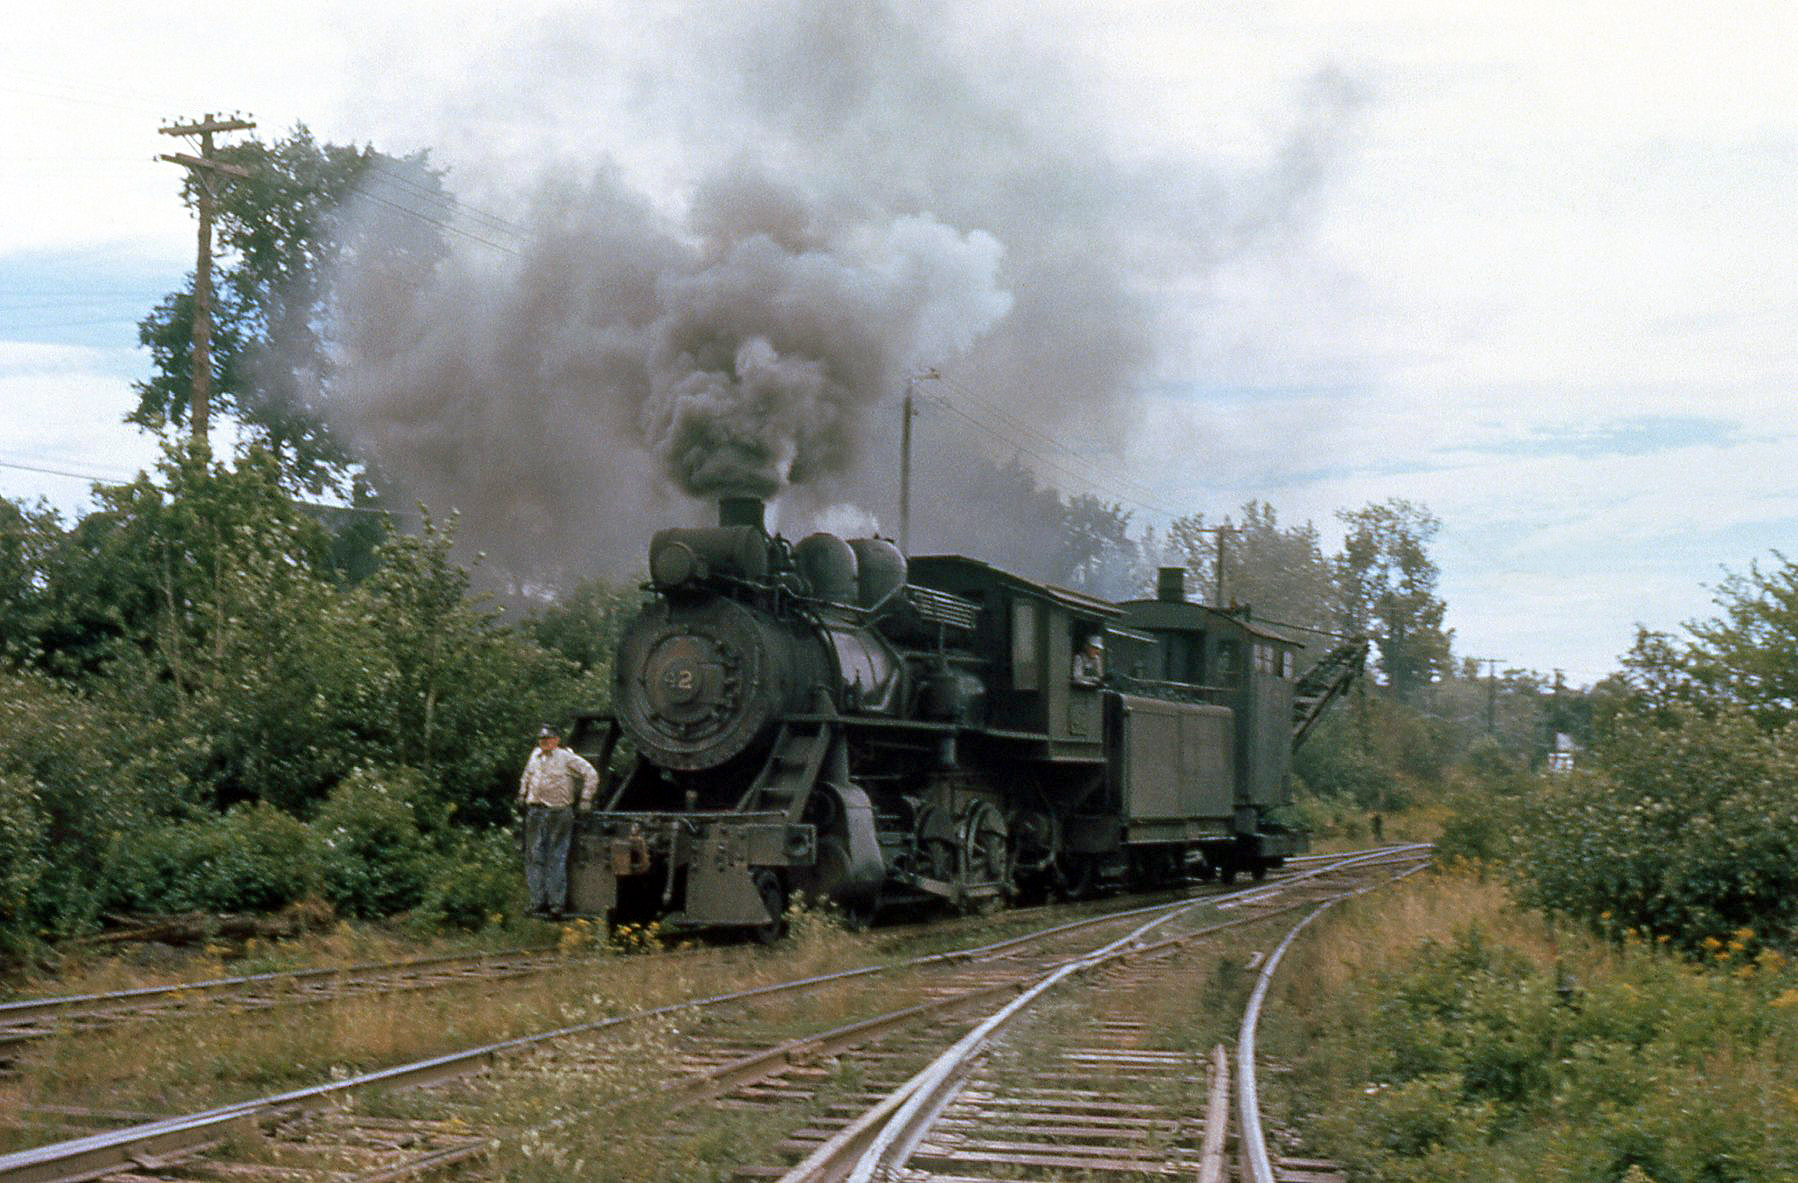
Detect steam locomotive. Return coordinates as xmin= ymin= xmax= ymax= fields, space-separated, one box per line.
xmin=563 ymin=496 xmax=1363 ymax=936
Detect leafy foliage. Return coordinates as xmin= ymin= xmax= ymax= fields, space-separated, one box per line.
xmin=0 ymin=447 xmax=591 ymax=959
xmin=1314 ymin=928 xmax=1798 ymax=1182
xmin=111 ymin=803 xmax=326 ymax=914
xmin=1165 ymin=500 xmax=1338 ymax=633
xmin=314 ymin=767 xmax=433 ymax=918
xmin=1055 ymin=493 xmax=1138 ymax=600
xmin=1337 ymin=499 xmax=1451 ymax=703
xmin=415 ymin=827 xmax=527 ymax=931
xmin=1512 ymin=707 xmax=1798 ymax=949
xmin=0 ymin=668 xmax=178 ymax=947
xmin=132 ymin=124 xmax=446 ymax=493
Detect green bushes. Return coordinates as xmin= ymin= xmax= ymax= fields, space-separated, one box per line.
xmin=0 ymin=773 xmax=50 ymax=959
xmin=0 ymin=453 xmax=620 ymax=960
xmin=101 ymin=768 xmax=518 ymax=926
xmin=0 ymin=669 xmax=180 ymax=948
xmin=315 ymin=767 xmax=433 ymax=918
xmin=1511 ymin=707 xmax=1798 ymax=950
xmin=1316 ymin=928 xmax=1798 ymax=1182
xmin=416 ymin=827 xmax=525 ymax=931
xmin=111 ymin=803 xmax=326 ymax=914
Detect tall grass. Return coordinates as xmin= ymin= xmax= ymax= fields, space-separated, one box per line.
xmin=1264 ymin=869 xmax=1798 ymax=1182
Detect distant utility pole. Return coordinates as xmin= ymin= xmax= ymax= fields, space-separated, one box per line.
xmin=898 ymin=368 xmax=938 ymax=554
xmin=1478 ymin=657 xmax=1504 ymax=735
xmin=1179 ymin=524 xmax=1239 ymax=608
xmin=159 ymin=113 xmax=255 ymax=447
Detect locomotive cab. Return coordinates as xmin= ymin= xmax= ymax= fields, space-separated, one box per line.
xmin=1115 ymin=567 xmax=1306 ymax=878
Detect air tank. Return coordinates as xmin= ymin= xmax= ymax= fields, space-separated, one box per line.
xmin=848 ymin=537 xmax=907 ymax=609
xmin=794 ymin=533 xmax=860 ymax=603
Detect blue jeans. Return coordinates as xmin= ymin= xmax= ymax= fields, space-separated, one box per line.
xmin=524 ymin=805 xmax=574 ymax=914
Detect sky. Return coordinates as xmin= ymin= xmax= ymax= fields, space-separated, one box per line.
xmin=2 ymin=0 xmax=1794 ymax=685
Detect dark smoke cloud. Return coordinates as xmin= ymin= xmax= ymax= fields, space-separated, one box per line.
xmin=326 ymin=0 xmax=1361 ymax=583
xmin=329 ymin=163 xmax=1008 ymax=570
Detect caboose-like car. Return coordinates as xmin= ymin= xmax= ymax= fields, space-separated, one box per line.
xmin=563 ymin=497 xmax=1362 ymax=937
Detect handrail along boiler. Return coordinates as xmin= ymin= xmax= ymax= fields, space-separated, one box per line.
xmin=565 ymin=497 xmax=1362 ymax=934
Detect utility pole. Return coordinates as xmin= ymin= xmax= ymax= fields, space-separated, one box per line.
xmin=1216 ymin=526 xmax=1233 ymax=608
xmin=897 ymin=368 xmax=937 ymax=554
xmin=159 ymin=114 xmax=255 ymax=447
xmin=1176 ymin=524 xmax=1238 ymax=608
xmin=1482 ymin=657 xmax=1503 ymax=736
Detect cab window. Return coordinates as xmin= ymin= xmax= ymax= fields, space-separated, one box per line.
xmin=1011 ymin=598 xmax=1040 ymax=690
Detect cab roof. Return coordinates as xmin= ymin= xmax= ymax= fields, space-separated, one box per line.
xmin=908 ymin=555 xmax=1122 ymax=619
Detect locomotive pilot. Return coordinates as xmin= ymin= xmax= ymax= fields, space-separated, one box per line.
xmin=517 ymin=723 xmax=599 ymax=918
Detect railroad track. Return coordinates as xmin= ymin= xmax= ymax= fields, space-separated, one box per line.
xmin=0 ymin=845 xmax=1370 ymax=1051
xmin=0 ymin=946 xmax=578 ymax=1048
xmin=0 ymin=844 xmax=1429 ymax=1183
xmin=748 ymin=845 xmax=1429 ymax=1182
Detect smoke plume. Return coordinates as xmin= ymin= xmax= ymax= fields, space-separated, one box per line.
xmin=325 ymin=1 xmax=1361 ymax=583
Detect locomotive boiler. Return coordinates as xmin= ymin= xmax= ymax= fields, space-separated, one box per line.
xmin=562 ymin=497 xmax=1363 ymax=937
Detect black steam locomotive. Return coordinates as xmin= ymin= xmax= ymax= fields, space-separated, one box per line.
xmin=563 ymin=496 xmax=1363 ymax=936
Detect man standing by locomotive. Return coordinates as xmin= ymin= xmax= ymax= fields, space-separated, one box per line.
xmin=517 ymin=724 xmax=599 ymax=918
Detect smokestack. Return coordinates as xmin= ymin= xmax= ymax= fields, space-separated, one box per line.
xmin=1157 ymin=566 xmax=1186 ymax=603
xmin=719 ymin=496 xmax=766 ymax=531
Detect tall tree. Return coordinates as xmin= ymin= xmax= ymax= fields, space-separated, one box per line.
xmin=1606 ymin=553 xmax=1798 ymax=731
xmin=1682 ymin=554 xmax=1798 ymax=727
xmin=1336 ymin=498 xmax=1451 ymax=702
xmin=132 ymin=125 xmax=446 ymax=494
xmin=1056 ymin=494 xmax=1137 ymax=600
xmin=1162 ymin=502 xmax=1336 ymax=632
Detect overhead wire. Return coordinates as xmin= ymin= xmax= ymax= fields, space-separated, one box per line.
xmin=913 ymin=385 xmax=1189 ymax=525
xmin=0 ymin=457 xmax=402 ymax=518
xmin=930 ymin=371 xmax=1176 ymax=510
xmin=360 ymin=158 xmax=527 ymax=242
xmin=346 ymin=186 xmax=522 ymax=256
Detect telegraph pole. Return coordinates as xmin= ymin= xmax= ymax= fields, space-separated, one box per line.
xmin=159 ymin=114 xmax=255 ymax=447
xmin=899 ymin=381 xmax=915 ymax=553
xmin=1215 ymin=526 xmax=1233 ymax=607
xmin=897 ymin=368 xmax=938 ymax=554
xmin=1482 ymin=657 xmax=1503 ymax=735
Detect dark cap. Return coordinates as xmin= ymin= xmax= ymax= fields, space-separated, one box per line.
xmin=537 ymin=723 xmax=561 ymax=739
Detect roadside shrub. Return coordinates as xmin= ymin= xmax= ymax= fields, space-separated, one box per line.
xmin=0 ymin=669 xmax=175 ymax=952
xmin=109 ymin=802 xmax=326 ymax=914
xmin=1296 ymin=737 xmax=1406 ymax=811
xmin=1432 ymin=788 xmax=1519 ymax=871
xmin=315 ymin=766 xmax=433 ymax=918
xmin=1512 ymin=706 xmax=1798 ymax=950
xmin=415 ymin=826 xmax=523 ymax=930
xmin=1317 ymin=928 xmax=1798 ymax=1182
xmin=1287 ymin=794 xmax=1365 ymax=843
xmin=0 ymin=772 xmax=49 ymax=959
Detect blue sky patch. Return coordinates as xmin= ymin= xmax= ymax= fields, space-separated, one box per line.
xmin=1470 ymin=415 xmax=1742 ymax=459
xmin=0 ymin=245 xmax=184 ymax=352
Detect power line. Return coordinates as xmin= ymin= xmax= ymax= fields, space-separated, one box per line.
xmin=347 ymin=185 xmax=521 ymax=255
xmin=915 ymin=388 xmax=1188 ymax=524
xmin=361 ymin=158 xmax=526 ymax=241
xmin=931 ymin=371 xmax=1175 ymax=509
xmin=0 ymin=458 xmax=137 ymax=483
xmin=0 ymin=457 xmax=403 ymax=518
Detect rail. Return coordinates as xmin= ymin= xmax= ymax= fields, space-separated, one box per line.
xmin=0 ymin=845 xmax=1429 ymax=1183
xmin=775 ymin=844 xmax=1433 ymax=1182
xmin=0 ymin=945 xmax=567 ymax=1043
xmin=1235 ymin=855 xmax=1433 ymax=1183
